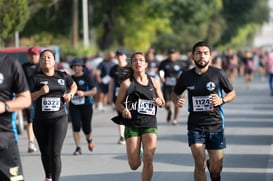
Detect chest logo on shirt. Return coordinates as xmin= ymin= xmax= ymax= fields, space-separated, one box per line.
xmin=40 ymin=81 xmax=48 ymax=85
xmin=58 ymin=79 xmax=65 ymax=86
xmin=78 ymin=80 xmax=85 ymax=85
xmin=206 ymin=82 xmax=215 ymax=91
xmin=0 ymin=73 xmax=4 ymax=84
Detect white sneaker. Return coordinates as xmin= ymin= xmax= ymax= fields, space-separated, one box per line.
xmin=28 ymin=142 xmax=37 ymax=153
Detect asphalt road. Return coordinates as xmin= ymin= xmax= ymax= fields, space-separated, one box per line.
xmin=18 ymin=74 xmax=273 ymax=181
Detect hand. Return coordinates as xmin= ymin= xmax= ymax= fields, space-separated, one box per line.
xmin=63 ymin=93 xmax=73 ymax=102
xmin=122 ymin=108 xmax=132 ymax=119
xmin=77 ymin=90 xmax=84 ymax=97
xmin=210 ymin=93 xmax=222 ymax=106
xmin=154 ymin=97 xmax=164 ymax=107
xmin=40 ymin=84 xmax=49 ymax=95
xmin=176 ymin=97 xmax=185 ymax=108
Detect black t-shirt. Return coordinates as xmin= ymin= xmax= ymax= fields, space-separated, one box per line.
xmin=109 ymin=64 xmax=123 ymax=103
xmin=22 ymin=62 xmax=40 ymax=85
xmin=158 ymin=59 xmax=183 ymax=87
xmin=173 ymin=66 xmax=234 ymax=132
xmin=30 ymin=70 xmax=74 ymax=120
xmin=70 ymin=74 xmax=95 ymax=106
xmin=0 ymin=55 xmax=29 ymax=136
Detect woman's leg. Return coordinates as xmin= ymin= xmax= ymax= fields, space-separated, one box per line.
xmin=141 ymin=133 xmax=157 ymax=181
xmin=50 ymin=116 xmax=68 ymax=181
xmin=33 ymin=119 xmax=51 ymax=179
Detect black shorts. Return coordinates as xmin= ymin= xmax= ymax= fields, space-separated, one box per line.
xmin=0 ymin=138 xmax=24 ymax=181
xmin=188 ymin=129 xmax=226 ymax=150
xmin=98 ymin=83 xmax=109 ymax=94
xmin=163 ymin=86 xmax=174 ymax=102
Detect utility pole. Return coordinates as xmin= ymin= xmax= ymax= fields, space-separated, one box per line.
xmin=82 ymin=0 xmax=89 ymax=49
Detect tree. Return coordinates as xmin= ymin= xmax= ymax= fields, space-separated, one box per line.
xmin=0 ymin=0 xmax=29 ymax=46
xmin=219 ymin=0 xmax=270 ymax=49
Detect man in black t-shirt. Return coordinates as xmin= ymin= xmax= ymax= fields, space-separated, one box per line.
xmin=0 ymin=55 xmax=31 ymax=181
xmin=22 ymin=46 xmax=40 ymax=153
xmin=158 ymin=48 xmax=183 ymax=125
xmin=172 ymin=41 xmax=236 ymax=181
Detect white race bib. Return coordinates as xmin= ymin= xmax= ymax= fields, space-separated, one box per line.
xmin=137 ymin=99 xmax=156 ymax=115
xmin=115 ymin=87 xmax=120 ymax=97
xmin=165 ymin=77 xmax=177 ymax=86
xmin=102 ymin=75 xmax=111 ymax=84
xmin=192 ymin=96 xmax=213 ymax=112
xmin=71 ymin=95 xmax=85 ymax=105
xmin=42 ymin=97 xmax=61 ymax=111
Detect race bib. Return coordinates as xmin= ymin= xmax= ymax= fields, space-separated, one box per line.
xmin=165 ymin=77 xmax=177 ymax=86
xmin=102 ymin=75 xmax=111 ymax=84
xmin=137 ymin=99 xmax=156 ymax=115
xmin=115 ymin=87 xmax=120 ymax=97
xmin=71 ymin=95 xmax=85 ymax=105
xmin=192 ymin=96 xmax=213 ymax=112
xmin=42 ymin=97 xmax=61 ymax=111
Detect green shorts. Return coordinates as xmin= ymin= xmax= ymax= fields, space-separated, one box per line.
xmin=124 ymin=127 xmax=157 ymax=140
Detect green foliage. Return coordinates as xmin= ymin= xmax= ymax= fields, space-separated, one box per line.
xmin=0 ymin=0 xmax=29 ymax=42
xmin=218 ymin=23 xmax=260 ymax=51
xmin=1 ymin=0 xmax=270 ymax=56
xmin=220 ymin=0 xmax=270 ymax=45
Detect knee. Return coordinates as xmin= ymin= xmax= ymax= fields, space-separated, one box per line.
xmin=128 ymin=160 xmax=141 ymax=170
xmin=195 ymin=160 xmax=206 ymax=172
xmin=142 ymin=152 xmax=153 ymax=165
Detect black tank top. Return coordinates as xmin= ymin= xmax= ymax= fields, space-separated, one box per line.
xmin=124 ymin=75 xmax=157 ymax=128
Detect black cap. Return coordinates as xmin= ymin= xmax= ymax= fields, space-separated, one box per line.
xmin=116 ymin=49 xmax=126 ymax=56
xmin=168 ymin=48 xmax=176 ymax=54
xmin=70 ymin=58 xmax=84 ymax=68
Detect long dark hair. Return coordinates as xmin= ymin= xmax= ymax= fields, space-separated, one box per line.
xmin=119 ymin=51 xmax=148 ymax=82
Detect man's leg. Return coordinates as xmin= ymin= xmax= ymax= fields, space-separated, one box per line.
xmin=207 ymin=150 xmax=224 ymax=181
xmin=191 ymin=144 xmax=207 ymax=181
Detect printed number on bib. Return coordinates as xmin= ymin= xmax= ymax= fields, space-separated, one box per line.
xmin=71 ymin=95 xmax=85 ymax=105
xmin=192 ymin=96 xmax=213 ymax=112
xmin=137 ymin=99 xmax=156 ymax=115
xmin=42 ymin=97 xmax=61 ymax=111
xmin=165 ymin=77 xmax=177 ymax=86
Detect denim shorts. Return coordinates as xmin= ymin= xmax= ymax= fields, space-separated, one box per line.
xmin=188 ymin=129 xmax=226 ymax=150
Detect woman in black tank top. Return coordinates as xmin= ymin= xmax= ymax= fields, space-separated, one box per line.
xmin=115 ymin=51 xmax=165 ymax=181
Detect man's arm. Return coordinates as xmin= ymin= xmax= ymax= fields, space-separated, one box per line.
xmin=0 ymin=91 xmax=31 ymax=114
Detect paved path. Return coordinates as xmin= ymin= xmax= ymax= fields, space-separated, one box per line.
xmin=18 ymin=74 xmax=273 ymax=181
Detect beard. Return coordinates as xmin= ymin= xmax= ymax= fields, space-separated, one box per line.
xmin=194 ymin=60 xmax=209 ymax=69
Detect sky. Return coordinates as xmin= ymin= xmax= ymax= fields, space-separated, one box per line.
xmin=253 ymin=0 xmax=273 ymax=48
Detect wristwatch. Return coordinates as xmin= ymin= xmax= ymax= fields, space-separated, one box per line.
xmin=222 ymin=97 xmax=227 ymax=105
xmin=4 ymin=102 xmax=9 ymax=112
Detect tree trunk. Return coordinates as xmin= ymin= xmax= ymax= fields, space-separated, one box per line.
xmin=72 ymin=0 xmax=79 ymax=48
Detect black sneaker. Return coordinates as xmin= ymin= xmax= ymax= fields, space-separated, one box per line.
xmin=73 ymin=147 xmax=82 ymax=155
xmin=167 ymin=110 xmax=172 ymax=122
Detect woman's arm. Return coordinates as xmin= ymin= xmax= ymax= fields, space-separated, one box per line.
xmin=151 ymin=77 xmax=165 ymax=107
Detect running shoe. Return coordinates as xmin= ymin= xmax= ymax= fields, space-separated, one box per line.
xmin=44 ymin=178 xmax=52 ymax=181
xmin=118 ymin=136 xmax=125 ymax=145
xmin=73 ymin=147 xmax=82 ymax=155
xmin=87 ymin=139 xmax=94 ymax=151
xmin=28 ymin=141 xmax=37 ymax=153
xmin=172 ymin=120 xmax=178 ymax=126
